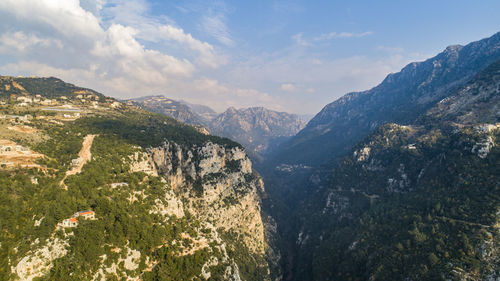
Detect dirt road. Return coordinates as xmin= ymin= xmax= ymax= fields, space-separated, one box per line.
xmin=60 ymin=134 xmax=96 ymax=188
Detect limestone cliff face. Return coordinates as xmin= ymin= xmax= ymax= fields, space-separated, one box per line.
xmin=209 ymin=107 xmax=306 ymax=156
xmin=148 ymin=141 xmax=280 ymax=280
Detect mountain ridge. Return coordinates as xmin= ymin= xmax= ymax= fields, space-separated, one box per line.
xmin=129 ymin=96 xmax=306 ymax=161
xmin=258 ymin=32 xmax=500 ymax=281
xmin=291 ymin=57 xmax=500 ymax=280
xmin=270 ymin=31 xmax=500 ymax=167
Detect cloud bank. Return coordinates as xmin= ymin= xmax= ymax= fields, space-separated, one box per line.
xmin=0 ymin=0 xmax=427 ymax=114
xmin=0 ymin=0 xmax=271 ymax=112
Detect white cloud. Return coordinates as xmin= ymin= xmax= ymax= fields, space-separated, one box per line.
xmin=100 ymin=0 xmax=223 ymax=68
xmin=0 ymin=1 xmax=432 ymax=115
xmin=0 ymin=31 xmax=62 ymax=53
xmin=157 ymin=25 xmax=223 ymax=68
xmin=280 ymin=83 xmax=297 ymax=92
xmin=0 ymin=0 xmax=103 ymax=40
xmin=200 ymin=14 xmax=234 ymax=47
xmin=314 ymin=31 xmax=373 ymax=41
xmin=0 ymin=0 xmax=237 ymax=106
xmin=292 ymin=33 xmax=311 ymax=46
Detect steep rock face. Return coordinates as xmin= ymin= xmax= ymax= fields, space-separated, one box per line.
xmin=149 ymin=142 xmax=264 ymax=252
xmin=0 ymin=76 xmax=280 ymax=281
xmin=148 ymin=141 xmax=281 ymax=280
xmin=271 ymin=32 xmax=500 ymax=167
xmin=426 ymin=59 xmax=500 ymax=124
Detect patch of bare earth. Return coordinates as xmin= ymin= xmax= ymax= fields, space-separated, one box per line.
xmin=0 ymin=139 xmax=45 ymax=169
xmin=8 ymin=125 xmax=37 ymax=134
xmin=60 ymin=134 xmax=97 ymax=188
xmin=11 ymin=81 xmax=26 ymax=91
xmin=178 ymin=233 xmax=209 ymax=256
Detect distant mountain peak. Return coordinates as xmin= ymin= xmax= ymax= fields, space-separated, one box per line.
xmin=270 ymin=31 xmax=500 ymax=166
xmin=444 ymin=44 xmax=463 ymax=54
xmin=128 ymin=96 xmax=306 ymax=160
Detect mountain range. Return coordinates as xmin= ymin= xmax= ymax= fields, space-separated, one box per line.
xmin=128 ymin=96 xmax=306 ymax=161
xmin=269 ymin=32 xmax=500 ymax=168
xmin=291 ymin=56 xmax=500 ymax=281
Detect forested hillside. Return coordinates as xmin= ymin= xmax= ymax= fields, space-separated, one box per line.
xmin=291 ymin=58 xmax=500 ymax=281
xmin=0 ymin=76 xmax=279 ymax=280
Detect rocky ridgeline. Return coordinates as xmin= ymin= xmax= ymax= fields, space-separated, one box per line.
xmin=288 ymin=57 xmax=500 ymax=280
xmin=10 ymin=139 xmax=279 ymax=281
xmin=270 ymin=32 xmax=500 ymax=167
xmin=128 ymin=97 xmax=306 ymax=159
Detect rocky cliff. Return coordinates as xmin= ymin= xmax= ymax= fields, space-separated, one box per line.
xmin=148 ymin=141 xmax=279 ymax=275
xmin=210 ymin=107 xmax=306 ymax=158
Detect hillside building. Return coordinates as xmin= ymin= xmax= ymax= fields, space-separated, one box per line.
xmin=62 ymin=217 xmax=78 ymax=227
xmin=60 ymin=210 xmax=95 ymax=228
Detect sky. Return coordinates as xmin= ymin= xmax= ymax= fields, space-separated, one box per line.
xmin=0 ymin=1 xmax=499 ymax=114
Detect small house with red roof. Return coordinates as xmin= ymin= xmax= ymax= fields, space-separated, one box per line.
xmin=62 ymin=217 xmax=78 ymax=227
xmin=74 ymin=210 xmax=95 ymax=220
xmin=61 ymin=210 xmax=95 ymax=228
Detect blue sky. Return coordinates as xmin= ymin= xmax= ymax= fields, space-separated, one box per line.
xmin=0 ymin=0 xmax=499 ymax=114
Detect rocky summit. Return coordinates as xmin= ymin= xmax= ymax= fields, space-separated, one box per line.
xmin=269 ymin=32 xmax=500 ymax=168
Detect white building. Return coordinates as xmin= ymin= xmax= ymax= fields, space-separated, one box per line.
xmin=74 ymin=210 xmax=95 ymax=220
xmin=62 ymin=217 xmax=78 ymax=227
xmin=16 ymin=96 xmax=32 ymax=103
xmin=61 ymin=210 xmax=95 ymax=228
